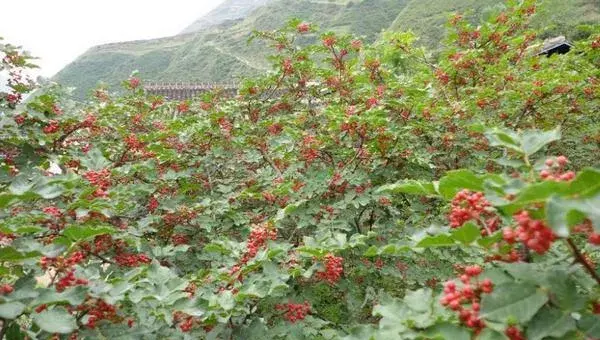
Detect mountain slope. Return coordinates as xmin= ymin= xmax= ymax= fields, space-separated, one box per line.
xmin=54 ymin=0 xmax=411 ymax=98
xmin=181 ymin=0 xmax=272 ymax=34
xmin=390 ymin=0 xmax=600 ymax=46
xmin=54 ymin=0 xmax=599 ymax=99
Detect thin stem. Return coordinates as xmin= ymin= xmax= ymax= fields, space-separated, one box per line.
xmin=0 ymin=318 xmax=9 ymax=339
xmin=566 ymin=238 xmax=600 ymax=286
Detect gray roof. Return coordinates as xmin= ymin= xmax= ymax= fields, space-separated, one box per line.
xmin=539 ymin=36 xmax=573 ymax=55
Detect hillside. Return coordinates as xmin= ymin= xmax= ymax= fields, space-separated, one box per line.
xmin=389 ymin=0 xmax=600 ymax=46
xmin=181 ymin=0 xmax=272 ymax=34
xmin=54 ymin=0 xmax=600 ymax=98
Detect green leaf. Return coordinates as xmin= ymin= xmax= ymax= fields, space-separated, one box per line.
xmin=565 ymin=168 xmax=600 ymax=197
xmin=478 ymin=328 xmax=508 ymax=340
xmin=33 ymin=309 xmax=77 ymax=334
xmin=363 ymin=246 xmax=379 ymax=257
xmin=0 ymin=247 xmax=39 ymax=261
xmin=478 ymin=232 xmax=503 ymax=248
xmin=81 ymin=148 xmax=111 ymax=170
xmin=376 ymin=180 xmax=436 ymax=196
xmin=480 ymin=282 xmax=548 ymax=323
xmin=8 ymin=175 xmax=34 ymax=195
xmin=438 ymin=170 xmax=484 ymax=199
xmin=62 ymin=225 xmax=114 ymax=241
xmin=485 ymin=127 xmax=561 ymax=156
xmin=526 ymin=307 xmax=576 ymax=340
xmin=578 ymin=314 xmax=600 ymax=338
xmin=35 ymin=286 xmax=88 ymax=306
xmin=0 ymin=301 xmax=25 ymax=319
xmin=546 ymin=195 xmax=600 ymax=236
xmin=451 ymin=222 xmax=480 ymax=244
xmin=416 ymin=234 xmax=455 ymax=248
xmin=500 ymin=181 xmax=568 ymax=214
xmin=217 ymin=290 xmax=235 ymax=311
xmin=35 ymin=183 xmax=64 ymax=199
xmin=521 ymin=127 xmax=561 ymax=156
xmin=423 ymin=323 xmax=470 ymax=340
xmin=5 ymin=322 xmax=25 ymax=340
xmin=485 ymin=129 xmax=522 ymax=154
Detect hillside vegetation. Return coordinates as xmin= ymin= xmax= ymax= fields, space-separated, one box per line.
xmin=53 ymin=0 xmax=599 ymax=98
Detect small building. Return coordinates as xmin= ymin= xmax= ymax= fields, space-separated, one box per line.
xmin=537 ymin=36 xmax=573 ymax=57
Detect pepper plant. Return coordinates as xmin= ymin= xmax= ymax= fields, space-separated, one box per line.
xmin=1 ymin=1 xmax=599 ymax=339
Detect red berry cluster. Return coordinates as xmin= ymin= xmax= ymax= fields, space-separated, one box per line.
xmin=80 ymin=234 xmax=152 ymax=268
xmin=505 ymin=326 xmax=525 ymax=340
xmin=43 ymin=120 xmax=60 ymax=134
xmin=572 ymin=219 xmax=600 ymax=246
xmin=485 ymin=249 xmax=522 ymax=263
xmin=173 ymin=312 xmax=195 ymax=332
xmin=241 ymin=224 xmax=277 ymax=264
xmin=114 ymin=253 xmax=151 ymax=267
xmin=56 ymin=269 xmax=88 ymax=292
xmin=539 ymin=156 xmax=575 ymax=182
xmin=84 ymin=299 xmax=119 ymax=328
xmin=316 ymin=253 xmax=344 ymax=284
xmin=0 ymin=232 xmax=16 ymax=246
xmin=172 ymin=233 xmax=189 ymax=245
xmin=217 ymin=117 xmax=233 ymax=140
xmin=440 ymin=265 xmax=493 ymax=333
xmin=0 ymin=284 xmax=14 ymax=295
xmin=503 ymin=211 xmax=556 ymax=254
xmin=83 ymin=168 xmax=111 ymax=197
xmin=448 ymin=190 xmax=498 ymax=235
xmin=128 ymin=77 xmax=140 ymax=89
xmin=42 ymin=206 xmax=62 ymax=218
xmin=276 ymin=301 xmax=311 ymax=323
xmin=148 ymin=196 xmax=159 ymax=212
xmin=124 ymin=134 xmax=144 ymax=151
xmin=177 ymin=101 xmax=189 ymax=113
xmin=14 ymin=114 xmax=25 ymax=125
xmin=297 ymin=22 xmax=310 ymax=33
xmin=40 ymin=251 xmax=88 ymax=292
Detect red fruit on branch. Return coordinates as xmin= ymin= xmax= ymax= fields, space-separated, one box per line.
xmin=276 ymin=301 xmax=311 ymax=323
xmin=316 ymin=253 xmax=343 ymax=284
xmin=297 ymin=22 xmax=310 ymax=33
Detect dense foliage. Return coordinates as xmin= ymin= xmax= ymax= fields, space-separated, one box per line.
xmin=1 ymin=1 xmax=600 ymax=339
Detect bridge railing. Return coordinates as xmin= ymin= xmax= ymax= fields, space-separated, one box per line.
xmin=143 ymin=82 xmax=240 ymax=100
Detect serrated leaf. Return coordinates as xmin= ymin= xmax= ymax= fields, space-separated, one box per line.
xmin=62 ymin=225 xmax=114 ymax=241
xmin=8 ymin=175 xmax=34 ymax=195
xmin=478 ymin=328 xmax=508 ymax=340
xmin=81 ymin=148 xmax=111 ymax=170
xmin=521 ymin=128 xmax=561 ymax=156
xmin=451 ymin=222 xmax=480 ymax=244
xmin=423 ymin=323 xmax=470 ymax=340
xmin=0 ymin=301 xmax=25 ymax=319
xmin=438 ymin=170 xmax=484 ymax=199
xmin=485 ymin=129 xmax=522 ymax=154
xmin=0 ymin=247 xmax=39 ymax=261
xmin=35 ymin=286 xmax=88 ymax=306
xmin=546 ymin=195 xmax=600 ymax=236
xmin=526 ymin=307 xmax=576 ymax=340
xmin=416 ymin=234 xmax=455 ymax=248
xmin=481 ymin=282 xmax=548 ymax=323
xmin=33 ymin=309 xmax=77 ymax=334
xmin=578 ymin=314 xmax=600 ymax=338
